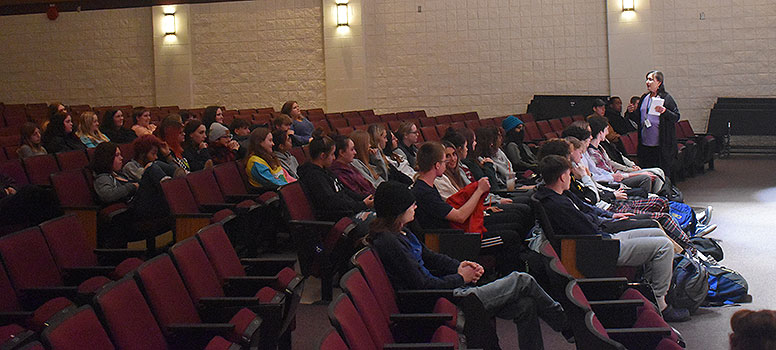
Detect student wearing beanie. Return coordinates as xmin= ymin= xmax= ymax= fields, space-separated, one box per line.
xmin=368 ymin=181 xmax=571 ymax=350
xmin=208 ymin=122 xmax=240 ymax=165
xmin=502 ymin=115 xmax=539 ymax=173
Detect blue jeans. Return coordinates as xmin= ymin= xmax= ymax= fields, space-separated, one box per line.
xmin=454 ymin=272 xmax=567 ymax=350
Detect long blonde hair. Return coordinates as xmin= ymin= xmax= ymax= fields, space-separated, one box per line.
xmin=350 ymin=130 xmax=379 ymax=180
xmin=76 ymin=112 xmax=110 ymax=143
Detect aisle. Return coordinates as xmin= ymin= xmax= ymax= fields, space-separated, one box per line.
xmin=671 ymin=154 xmax=776 ymax=348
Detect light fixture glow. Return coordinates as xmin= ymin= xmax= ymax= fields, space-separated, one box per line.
xmin=336 ymin=1 xmax=348 ymax=26
xmin=163 ymin=13 xmax=176 ymax=35
xmin=622 ymin=0 xmax=634 ymax=11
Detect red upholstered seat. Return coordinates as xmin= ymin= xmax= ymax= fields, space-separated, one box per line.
xmin=41 ymin=306 xmax=115 ymax=350
xmin=23 ymin=154 xmax=59 ymax=186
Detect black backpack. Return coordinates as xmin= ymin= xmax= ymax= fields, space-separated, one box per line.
xmin=666 ymin=253 xmax=709 ymax=313
xmin=691 ymin=237 xmax=724 ymax=262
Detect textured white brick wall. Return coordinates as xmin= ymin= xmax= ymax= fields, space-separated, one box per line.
xmin=189 ymin=0 xmax=326 ymax=111
xmin=650 ymin=0 xmax=776 ymax=131
xmin=361 ymin=0 xmax=611 ymax=118
xmin=0 ymin=8 xmax=155 ymax=106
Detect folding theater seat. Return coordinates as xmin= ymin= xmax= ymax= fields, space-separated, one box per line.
xmin=277 ymin=182 xmax=358 ymax=302
xmin=362 ymin=114 xmax=380 ymax=125
xmin=94 ymin=277 xmax=244 ymax=350
xmin=340 ymin=268 xmax=456 ymax=345
xmin=196 ymin=224 xmax=301 ymax=303
xmin=378 ymin=113 xmax=397 ymax=122
xmin=345 ymin=116 xmax=364 ymax=127
xmin=572 ymin=115 xmax=585 ymax=122
xmin=0 ymin=159 xmax=29 ymax=186
xmin=169 ymin=238 xmax=290 ymax=349
xmin=22 ymin=154 xmax=59 ymax=186
xmin=161 ymin=177 xmax=238 ymax=243
xmin=54 ymin=150 xmax=89 ymax=171
xmin=328 ymin=118 xmax=348 ymax=130
xmin=549 ymin=118 xmax=564 ymax=133
xmin=39 ymin=214 xmax=145 ymax=282
xmin=41 ymin=306 xmax=114 ymax=350
xmin=349 ymin=247 xmax=499 ymax=349
xmin=411 ymin=110 xmax=427 ymax=119
xmin=0 ymin=227 xmax=113 ymax=306
xmin=396 ymin=112 xmax=414 ymax=121
xmin=205 ymin=336 xmax=243 ymax=350
xmin=212 ymin=161 xmax=277 ymax=205
xmin=536 ymin=120 xmax=553 ymax=137
xmin=561 ymin=116 xmax=574 ymax=128
xmin=134 ymin=255 xmax=266 ymax=349
xmin=328 ymin=293 xmax=457 ymax=350
xmin=464 ymin=120 xmax=481 ymax=130
xmin=450 ymin=113 xmax=467 ymax=123
xmin=318 ymin=328 xmax=348 ymax=350
xmin=0 ymin=261 xmax=76 ymax=334
xmin=565 ymin=281 xmax=681 ymax=350
xmin=676 ymin=120 xmax=716 ymax=171
xmin=523 ymin=122 xmax=544 ymax=142
xmin=419 ymin=126 xmax=440 ymax=142
xmin=418 ymin=117 xmax=436 ymax=127
xmin=289 ymin=147 xmax=307 ymax=164
xmin=463 ymin=112 xmax=479 ymax=121
xmin=436 ymin=115 xmax=452 ymax=125
xmin=0 ymin=324 xmax=36 ymax=350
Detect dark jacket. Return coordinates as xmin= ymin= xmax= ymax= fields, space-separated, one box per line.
xmin=182 ymin=145 xmax=211 ymax=172
xmin=43 ymin=135 xmax=86 ymax=153
xmin=606 ymin=108 xmax=636 ymax=135
xmin=0 ymin=173 xmax=17 ymax=201
xmin=396 ymin=142 xmax=418 ymax=168
xmin=296 ymin=162 xmax=368 ymax=221
xmin=534 ymin=185 xmax=610 ymax=237
xmin=370 ymin=229 xmax=463 ymax=290
xmin=634 ymin=91 xmax=680 ymax=176
xmin=101 ymin=127 xmax=137 ymax=144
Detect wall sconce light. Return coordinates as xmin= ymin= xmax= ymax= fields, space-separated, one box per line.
xmin=622 ymin=0 xmax=634 ymax=11
xmin=162 ymin=13 xmax=176 ymax=35
xmin=336 ymin=0 xmax=348 ymax=26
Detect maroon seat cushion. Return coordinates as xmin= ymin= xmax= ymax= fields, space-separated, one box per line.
xmin=255 ymin=287 xmax=282 ymax=303
xmin=430 ymin=325 xmax=459 ymax=349
xmin=30 ymin=297 xmax=75 ymax=332
xmin=77 ymin=276 xmax=112 ymax=294
xmin=227 ymin=308 xmax=260 ymax=344
xmin=204 ymin=336 xmax=238 ymax=350
xmin=110 ymin=258 xmax=144 ymax=280
xmin=0 ymin=324 xmax=25 ymax=342
xmin=433 ymin=298 xmax=458 ymax=330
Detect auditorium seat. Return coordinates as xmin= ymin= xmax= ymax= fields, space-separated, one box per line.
xmin=549 ymin=118 xmax=564 ymax=132
xmin=328 ymin=118 xmax=348 ymax=129
xmin=41 ymin=306 xmax=115 ymax=350
xmin=436 ymin=115 xmax=452 ymax=125
xmin=411 ymin=110 xmax=427 ymax=119
xmin=464 ymin=120 xmax=481 ymax=130
xmin=418 ymin=117 xmax=436 ymax=127
xmin=161 ymin=177 xmax=237 ymax=243
xmin=0 ymin=159 xmax=28 ymax=185
xmin=419 ymin=126 xmax=440 ymax=142
xmin=396 ymin=112 xmax=414 ymax=121
xmin=22 ymin=154 xmax=59 ymax=186
xmin=55 ymin=150 xmax=89 ymax=171
xmin=463 ymin=112 xmax=479 ymax=121
xmin=378 ymin=113 xmax=397 ymax=122
xmin=336 ymin=126 xmax=353 ymax=136
xmin=345 ymin=116 xmax=364 ymax=127
xmin=561 ymin=116 xmax=574 ymax=128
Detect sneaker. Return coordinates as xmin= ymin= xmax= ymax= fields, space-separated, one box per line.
xmin=662 ymin=306 xmax=691 ymax=322
xmin=696 ymin=223 xmax=717 ymax=237
xmin=696 ymin=206 xmax=713 ymax=225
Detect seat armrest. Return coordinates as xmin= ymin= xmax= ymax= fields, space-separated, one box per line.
xmin=590 ymin=299 xmax=644 ymax=328
xmin=224 ymin=276 xmax=277 ymax=296
xmin=576 ymin=278 xmax=629 ymax=300
xmin=241 ymin=258 xmax=296 ymax=275
xmin=607 ymin=327 xmax=672 ymax=350
xmin=288 ymin=219 xmax=336 ymax=228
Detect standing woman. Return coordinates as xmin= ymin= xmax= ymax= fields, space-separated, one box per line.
xmin=42 ymin=112 xmax=86 ymax=153
xmin=76 ymin=112 xmax=111 ymax=148
xmin=282 ymin=101 xmax=314 ymax=145
xmin=100 ymin=109 xmax=137 ymax=144
xmin=182 ymin=119 xmax=212 ymax=171
xmin=634 ymin=70 xmax=680 ymax=179
xmin=131 ymin=107 xmax=156 ymax=137
xmin=17 ymin=122 xmax=47 ymax=159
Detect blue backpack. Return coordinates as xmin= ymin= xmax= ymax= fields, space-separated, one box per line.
xmin=703 ymin=262 xmax=751 ymax=306
xmin=669 ymin=201 xmax=697 ymax=234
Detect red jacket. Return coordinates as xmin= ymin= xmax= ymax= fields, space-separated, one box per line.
xmin=445 ymin=182 xmax=487 ymax=236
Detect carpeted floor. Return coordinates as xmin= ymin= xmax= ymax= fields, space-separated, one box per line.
xmin=292 ymin=154 xmax=776 ymax=349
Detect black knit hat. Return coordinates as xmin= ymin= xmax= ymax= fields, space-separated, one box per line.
xmin=374 ymin=181 xmax=415 ymax=218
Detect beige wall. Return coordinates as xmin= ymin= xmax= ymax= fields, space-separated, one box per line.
xmin=2 ymin=0 xmax=776 ymax=129
xmin=358 ymin=0 xmax=611 ymax=118
xmin=608 ymin=0 xmax=776 ymax=131
xmin=188 ymin=0 xmax=326 ymax=111
xmin=0 ymin=7 xmax=155 ymax=107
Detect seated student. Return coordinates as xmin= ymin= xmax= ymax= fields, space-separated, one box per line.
xmin=179 ymin=110 xmax=196 ymax=125
xmin=201 ymin=106 xmax=224 ymax=132
xmin=606 ymin=96 xmax=638 ymax=136
xmin=76 ymin=111 xmax=111 ymax=148
xmin=123 ymin=134 xmax=163 ymax=182
xmin=588 ymin=115 xmax=664 ymax=193
xmin=245 ymin=128 xmax=291 ymax=191
xmin=17 ymin=122 xmax=47 ymax=159
xmin=436 ymin=141 xmax=514 ymax=207
xmin=182 ymin=119 xmax=212 ymax=171
xmin=91 ymin=142 xmax=176 ymax=247
xmin=42 ymin=112 xmax=87 ymax=153
xmin=282 ymin=100 xmax=314 ymax=145
xmin=350 ymin=130 xmax=385 ymax=188
xmin=154 ymin=115 xmax=189 ymax=172
xmin=586 ymin=116 xmax=659 ymax=194
xmin=208 ymin=123 xmax=240 ymax=166
xmin=394 ymin=121 xmax=419 ymax=168
xmin=383 ymin=130 xmax=416 ymax=180
xmin=368 ymin=124 xmax=411 ymax=184
xmin=329 ymin=135 xmax=376 ymax=197
xmin=271 ymin=113 xmax=304 ymax=146
xmin=296 ymin=135 xmax=374 ymax=222
xmin=368 ymin=181 xmax=570 ymax=350
xmin=729 ymin=309 xmax=776 ymax=350
xmin=230 ymin=118 xmax=252 ymax=159
xmin=412 ymin=141 xmax=529 ymax=274
xmin=100 ymin=109 xmax=137 ymax=144
xmin=0 ymin=170 xmax=62 ymax=229
xmin=538 ymin=138 xmax=699 ymax=257
xmin=271 ymin=129 xmax=299 ymax=179
xmin=130 ymin=107 xmax=156 ymax=137
xmin=502 ymin=116 xmax=538 ymax=173
xmin=44 ymin=102 xmax=67 ymax=131
xmin=535 ymin=155 xmax=688 ymax=322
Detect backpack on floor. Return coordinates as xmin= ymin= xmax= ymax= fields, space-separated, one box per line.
xmin=703 ymin=262 xmax=751 ymax=306
xmin=666 ymin=253 xmax=709 ymax=313
xmin=669 ymin=201 xmax=697 ymax=234
xmin=691 ymin=237 xmax=723 ymax=262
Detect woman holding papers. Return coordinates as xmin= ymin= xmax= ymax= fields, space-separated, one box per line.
xmin=633 ymin=70 xmax=680 ymax=179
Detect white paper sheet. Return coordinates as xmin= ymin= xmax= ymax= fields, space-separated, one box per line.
xmin=648 ymin=97 xmax=664 ymax=116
